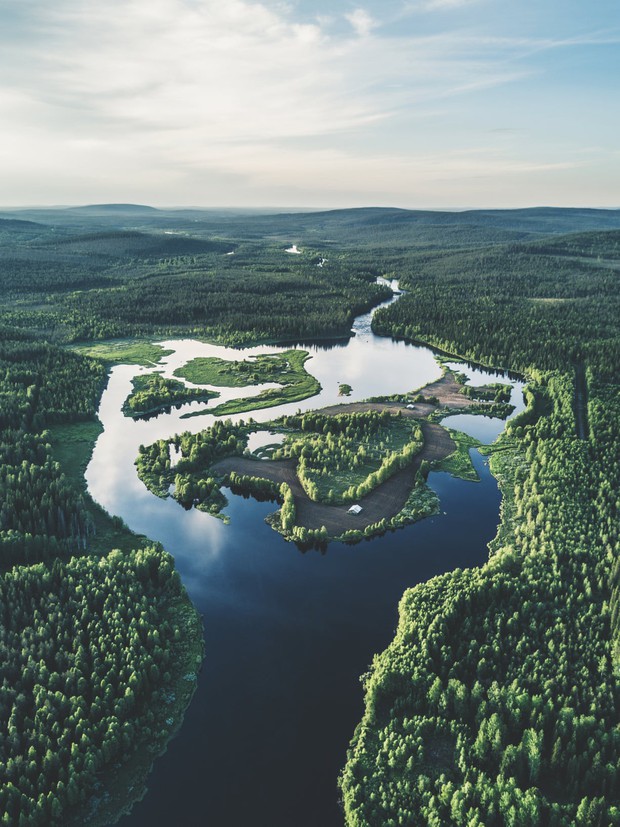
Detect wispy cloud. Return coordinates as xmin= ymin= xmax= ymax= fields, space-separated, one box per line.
xmin=0 ymin=0 xmax=528 ymax=152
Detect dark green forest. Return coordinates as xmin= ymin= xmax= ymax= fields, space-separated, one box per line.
xmin=0 ymin=204 xmax=618 ymax=825
xmin=340 ymin=374 xmax=620 ymax=825
xmin=0 ymin=327 xmax=203 ymax=826
xmin=339 ymin=226 xmax=620 ymax=824
xmin=371 ymin=234 xmax=620 ymax=380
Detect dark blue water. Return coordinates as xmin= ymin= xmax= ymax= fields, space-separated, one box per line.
xmin=118 ymin=450 xmax=499 ymax=827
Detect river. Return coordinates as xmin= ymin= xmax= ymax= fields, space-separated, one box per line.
xmin=86 ymin=282 xmax=525 ymax=827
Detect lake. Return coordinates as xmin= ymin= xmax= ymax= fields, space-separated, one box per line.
xmin=86 ymin=286 xmax=524 ymax=826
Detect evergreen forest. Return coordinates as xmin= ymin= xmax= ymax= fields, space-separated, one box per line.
xmin=0 ymin=204 xmax=618 ymax=825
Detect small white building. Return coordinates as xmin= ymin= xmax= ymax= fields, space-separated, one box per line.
xmin=348 ymin=504 xmax=363 ymax=515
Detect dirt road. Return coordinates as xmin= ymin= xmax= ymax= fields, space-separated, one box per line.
xmin=212 ymin=421 xmax=454 ymax=534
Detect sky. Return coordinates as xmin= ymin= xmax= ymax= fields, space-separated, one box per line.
xmin=0 ymin=0 xmax=619 ymax=209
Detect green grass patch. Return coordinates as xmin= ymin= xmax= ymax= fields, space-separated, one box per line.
xmin=47 ymin=420 xmax=151 ymax=555
xmin=175 ymin=349 xmax=310 ymax=387
xmin=182 ymin=350 xmax=321 ymax=418
xmin=70 ymin=338 xmax=173 ymax=365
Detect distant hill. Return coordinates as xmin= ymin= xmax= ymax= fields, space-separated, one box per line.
xmin=519 ymin=227 xmax=620 ymax=259
xmin=258 ymin=205 xmax=620 ymax=234
xmin=67 ymin=203 xmax=160 ymax=215
xmin=181 ymin=206 xmax=620 ymax=246
xmin=45 ymin=230 xmax=231 ymax=258
xmin=0 ymin=217 xmax=47 ymax=230
xmin=0 ymin=216 xmax=52 ymax=244
xmin=173 ymin=206 xmax=620 ymax=250
xmin=453 ymin=207 xmax=620 ymax=235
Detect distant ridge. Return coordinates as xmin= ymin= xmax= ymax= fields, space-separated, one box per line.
xmin=2 ymin=204 xmax=620 ymax=241
xmin=67 ymin=203 xmax=160 ymax=214
xmin=0 ymin=217 xmax=46 ymax=229
xmin=234 ymin=205 xmax=620 ymax=236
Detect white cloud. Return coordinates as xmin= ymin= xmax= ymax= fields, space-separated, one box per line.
xmin=345 ymin=9 xmax=376 ymax=37
xmin=0 ymin=0 xmax=524 ymax=161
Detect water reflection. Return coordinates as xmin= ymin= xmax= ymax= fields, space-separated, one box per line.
xmin=116 ymin=452 xmax=502 ymax=827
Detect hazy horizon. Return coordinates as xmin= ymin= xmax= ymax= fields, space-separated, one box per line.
xmin=2 ymin=202 xmax=619 ymax=214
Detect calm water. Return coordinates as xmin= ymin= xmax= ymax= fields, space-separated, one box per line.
xmin=86 ymin=287 xmax=524 ymax=827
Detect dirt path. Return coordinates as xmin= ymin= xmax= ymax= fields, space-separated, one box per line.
xmin=212 ymin=421 xmax=455 ymax=534
xmin=211 ymin=372 xmax=496 ymax=534
xmin=319 ymin=372 xmax=484 ymax=420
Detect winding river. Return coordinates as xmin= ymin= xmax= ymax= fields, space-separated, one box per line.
xmin=86 ymin=283 xmax=525 ymax=827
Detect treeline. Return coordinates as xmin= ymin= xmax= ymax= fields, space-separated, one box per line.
xmin=58 ymin=265 xmax=389 ymax=344
xmin=227 ymin=475 xmax=302 ymax=541
xmin=0 ymin=334 xmax=107 ymax=568
xmin=226 ymin=471 xmax=282 ymax=503
xmin=123 ymin=374 xmax=216 ymax=418
xmin=136 ymin=421 xmax=248 ymax=508
xmin=274 ymin=410 xmax=422 ymax=504
xmin=462 ymin=382 xmax=512 ymax=404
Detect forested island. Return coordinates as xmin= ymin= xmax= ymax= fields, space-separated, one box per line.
xmin=0 ymin=204 xmax=618 ymax=825
xmin=134 ymin=373 xmax=504 ymax=545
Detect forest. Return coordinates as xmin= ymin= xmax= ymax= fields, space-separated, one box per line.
xmin=339 ymin=232 xmax=620 ymax=823
xmin=0 ymin=325 xmax=203 ymax=826
xmin=340 ymin=373 xmax=620 ymax=826
xmin=0 ymin=204 xmax=618 ymax=825
xmin=123 ymin=374 xmax=217 ymax=418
